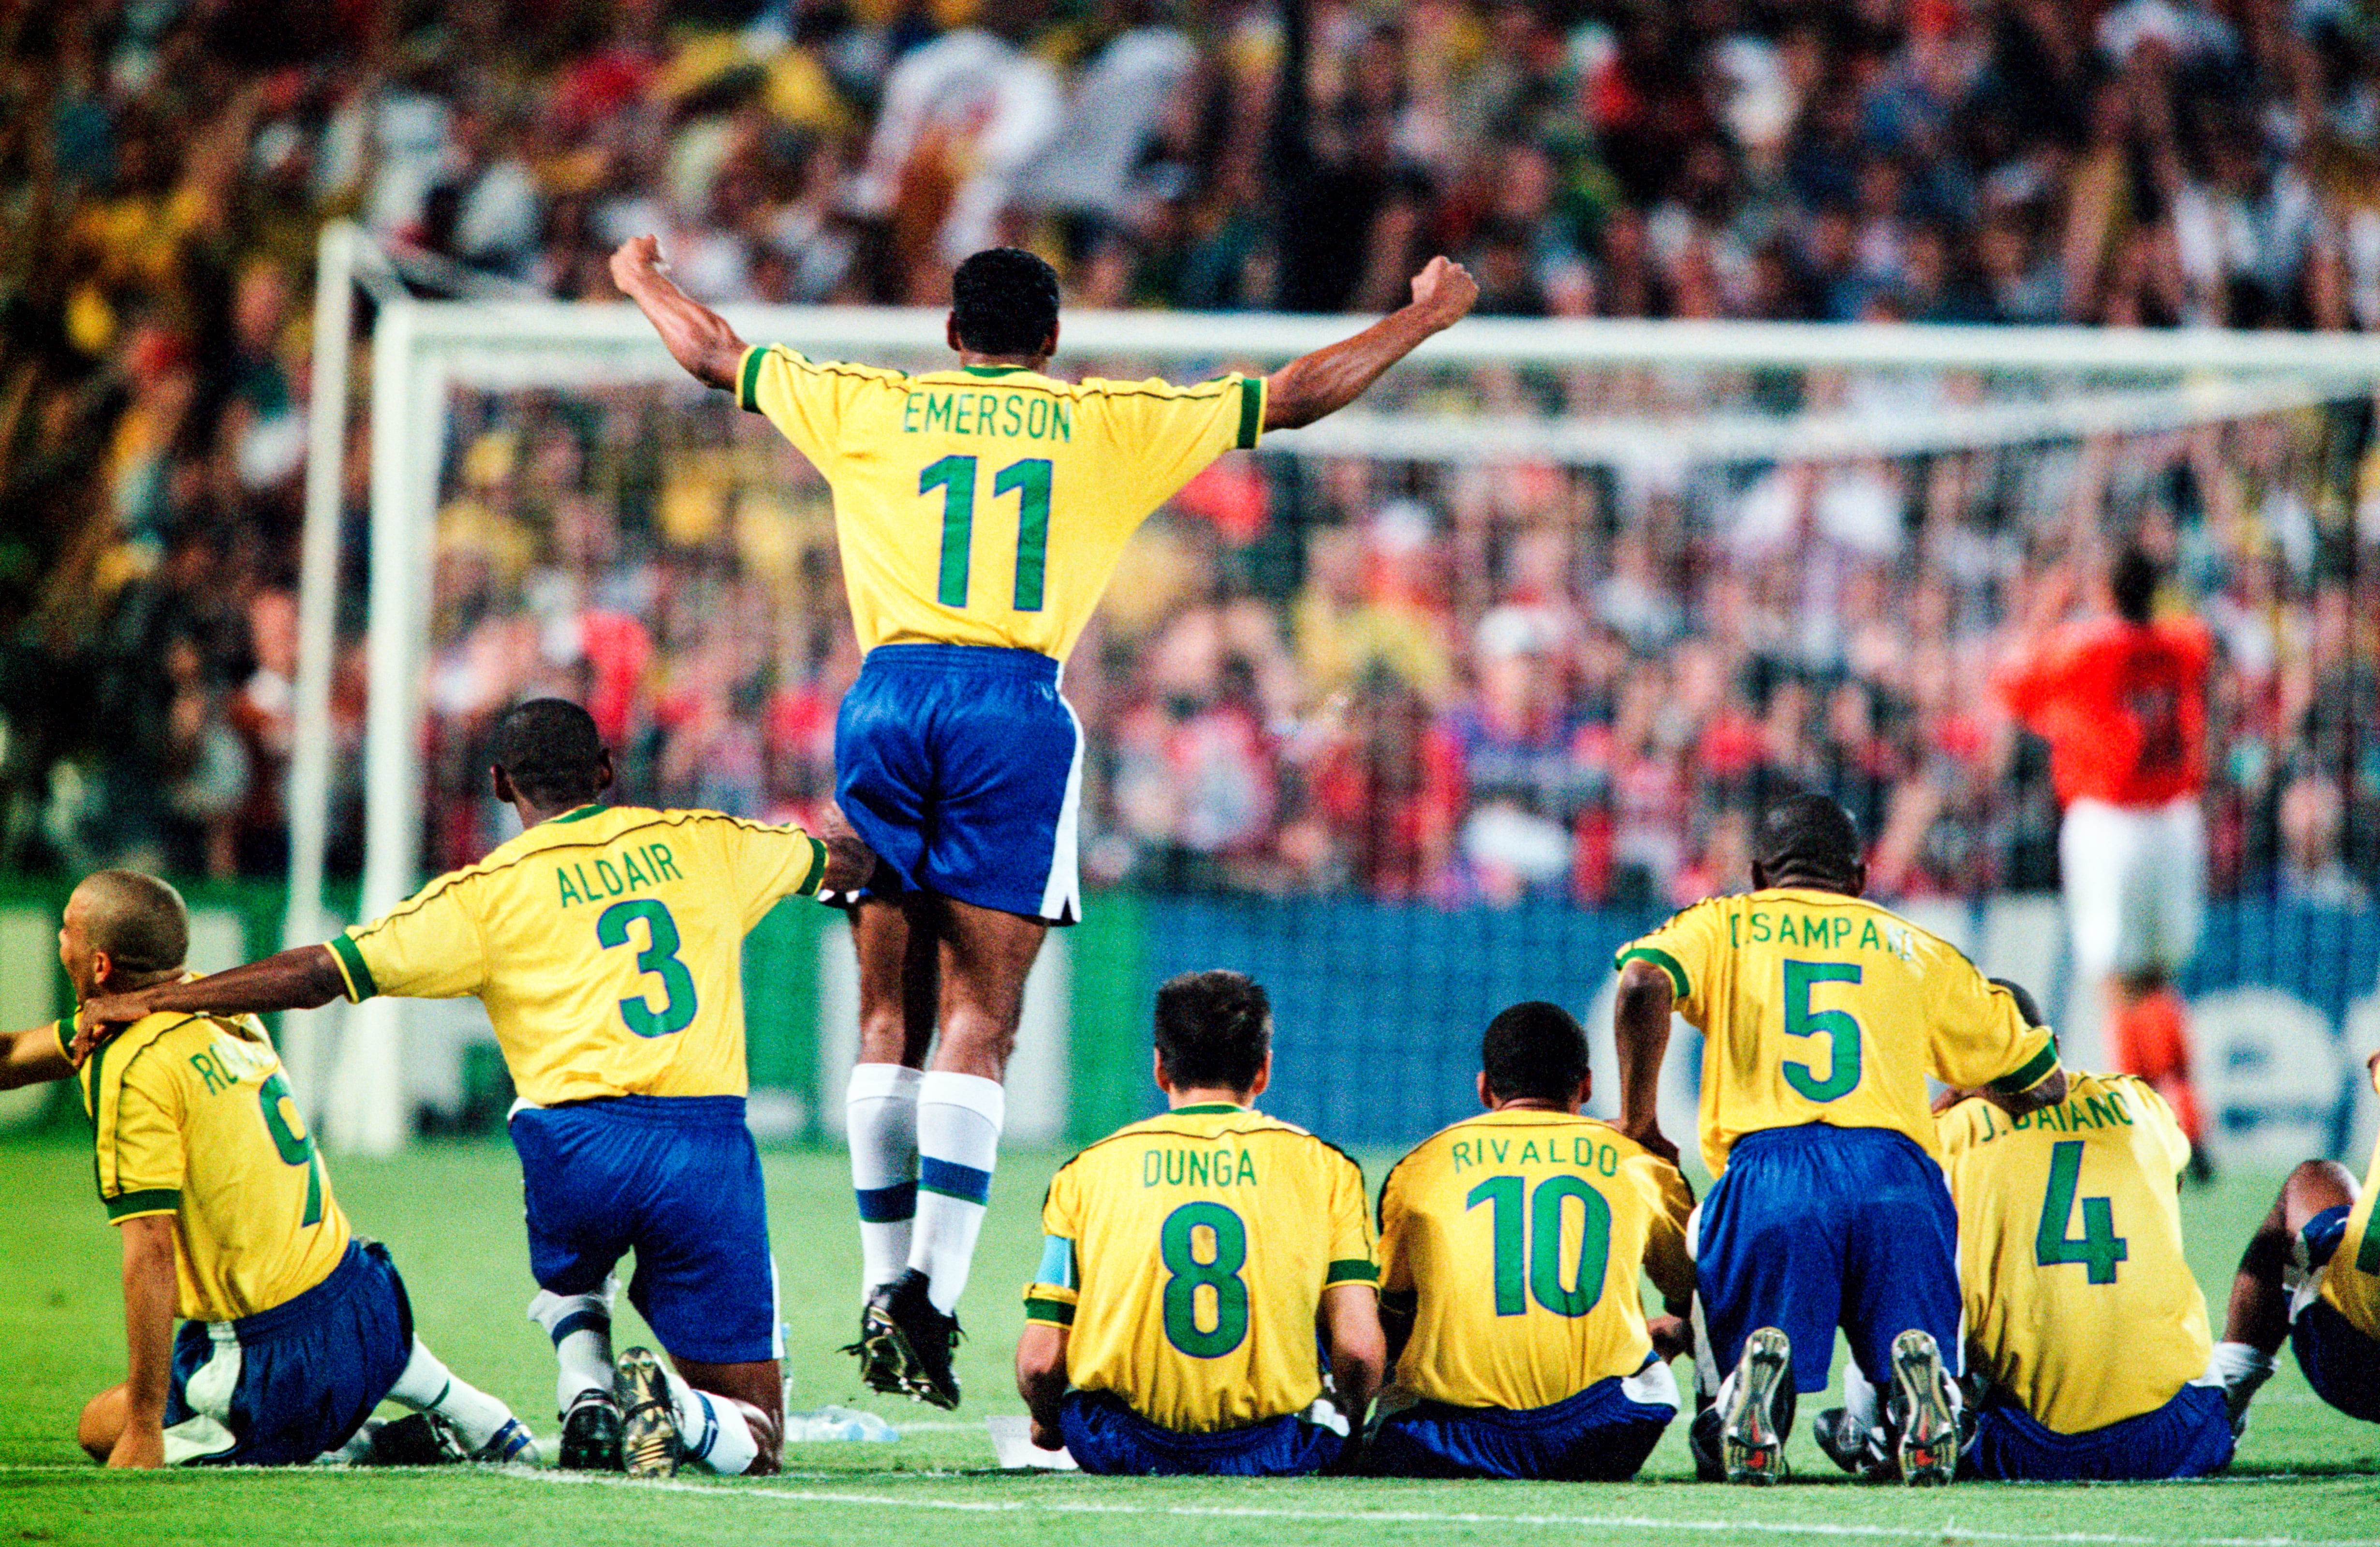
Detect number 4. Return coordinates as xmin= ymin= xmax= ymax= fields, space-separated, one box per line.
xmin=2035 ymin=1139 xmax=2127 ymax=1283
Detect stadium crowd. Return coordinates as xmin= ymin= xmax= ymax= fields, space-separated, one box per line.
xmin=0 ymin=0 xmax=2375 ymax=903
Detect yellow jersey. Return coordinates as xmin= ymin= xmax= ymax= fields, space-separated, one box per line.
xmin=329 ymin=803 xmax=827 ymax=1106
xmin=1937 ymin=1073 xmax=2211 ymax=1433
xmin=740 ymin=345 xmax=1264 ymax=661
xmin=2318 ymin=1059 xmax=2380 ymax=1340
xmin=1377 ymin=1109 xmax=1693 ymax=1411
xmin=1023 ymin=1104 xmax=1377 ymax=1433
xmin=75 ymin=1006 xmax=351 ymax=1322
xmin=1616 ymin=888 xmax=2062 ymax=1174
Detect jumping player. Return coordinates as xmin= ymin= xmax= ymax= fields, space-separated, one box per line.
xmin=1923 ymin=979 xmax=2233 ymax=1482
xmin=611 ymin=234 xmax=1477 ymax=1407
xmin=1612 ymin=793 xmax=2067 ymax=1486
xmin=1996 ymin=546 xmax=2215 ymax=1178
xmin=78 ymin=700 xmax=873 ymax=1478
xmin=2211 ymin=1048 xmax=2380 ymax=1433
xmin=1 ymin=870 xmax=530 ymax=1468
xmin=1013 ymin=970 xmax=1384 ymax=1475
xmin=1371 ymin=1001 xmax=1695 ymax=1481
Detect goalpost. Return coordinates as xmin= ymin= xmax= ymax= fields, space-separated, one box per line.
xmin=295 ymin=221 xmax=2380 ymax=1154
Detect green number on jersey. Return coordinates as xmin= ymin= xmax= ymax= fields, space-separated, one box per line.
xmin=1781 ymin=959 xmax=1863 ymax=1102
xmin=920 ymin=455 xmax=1054 ymax=612
xmin=596 ymin=899 xmax=699 ymax=1038
xmin=257 ymin=1071 xmax=324 ymax=1227
xmin=1466 ymin=1174 xmax=1613 ymax=1318
xmin=1158 ymin=1200 xmax=1250 ymax=1357
xmin=2035 ymin=1138 xmax=2127 ymax=1283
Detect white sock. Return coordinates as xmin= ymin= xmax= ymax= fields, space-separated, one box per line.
xmin=2208 ymin=1341 xmax=2277 ymax=1421
xmin=528 ymin=1278 xmax=617 ymax=1417
xmin=909 ymin=1071 xmax=1005 ymax=1315
xmin=847 ymin=1063 xmax=924 ymax=1297
xmin=661 ymin=1368 xmax=760 ymax=1476
xmin=389 ymin=1339 xmax=516 ymax=1452
xmin=1840 ymin=1359 xmax=1882 ymax=1437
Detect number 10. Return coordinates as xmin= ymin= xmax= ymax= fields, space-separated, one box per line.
xmin=920 ymin=455 xmax=1052 ymax=611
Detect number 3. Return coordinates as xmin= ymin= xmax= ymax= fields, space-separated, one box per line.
xmin=597 ymin=899 xmax=699 ymax=1038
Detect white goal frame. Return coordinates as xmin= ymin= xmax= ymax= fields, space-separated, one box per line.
xmin=294 ymin=221 xmax=2380 ymax=1152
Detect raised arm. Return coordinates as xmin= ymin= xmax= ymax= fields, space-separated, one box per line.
xmin=1614 ymin=958 xmax=1680 ymax=1164
xmin=610 ymin=236 xmax=749 ymax=393
xmin=76 ymin=946 xmax=349 ymax=1058
xmin=1263 ymin=257 xmax=1479 ymax=431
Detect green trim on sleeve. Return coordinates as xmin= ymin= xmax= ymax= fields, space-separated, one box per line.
xmin=1236 ymin=377 xmax=1263 ymax=450
xmin=1324 ymin=1259 xmax=1381 ymax=1286
xmin=1615 ymin=946 xmax=1690 ymax=1002
xmin=1022 ymin=1296 xmax=1077 ymax=1326
xmin=738 ymin=346 xmax=767 ymax=413
xmin=1989 ymin=1043 xmax=2063 ymax=1097
xmin=798 ymin=835 xmax=828 ymax=897
xmin=326 ymin=932 xmax=378 ymax=1002
xmin=51 ymin=1017 xmax=71 ymax=1060
xmin=105 ymin=1189 xmax=180 ymax=1221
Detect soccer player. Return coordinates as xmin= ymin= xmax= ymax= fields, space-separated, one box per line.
xmin=1012 ymin=970 xmax=1384 ymax=1475
xmin=611 ymin=233 xmax=1477 ymax=1409
xmin=1920 ymin=978 xmax=2233 ymax=1482
xmin=1996 ymin=546 xmax=2215 ymax=1179
xmin=0 ymin=870 xmax=530 ymax=1469
xmin=1612 ymin=793 xmax=2068 ymax=1486
xmin=2210 ymin=1047 xmax=2380 ymax=1433
xmin=77 ymin=699 xmax=873 ymax=1478
xmin=1370 ymin=1001 xmax=1695 ymax=1481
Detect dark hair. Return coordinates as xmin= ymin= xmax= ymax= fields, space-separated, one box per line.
xmin=74 ymin=869 xmax=189 ymax=975
xmin=1153 ymin=970 xmax=1271 ymax=1091
xmin=1754 ymin=792 xmax=1862 ymax=891
xmin=1988 ymin=976 xmax=2046 ymax=1029
xmin=951 ymin=248 xmax=1060 ymax=357
xmin=1480 ymin=1000 xmax=1588 ymax=1105
xmin=2110 ymin=546 xmax=2159 ymax=625
xmin=492 ymin=698 xmax=606 ymax=809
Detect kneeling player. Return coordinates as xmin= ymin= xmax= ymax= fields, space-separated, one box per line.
xmin=1919 ymin=981 xmax=2232 ymax=1483
xmin=1014 ymin=971 xmax=1384 ymax=1475
xmin=2212 ymin=1047 xmax=2380 ymax=1432
xmin=1370 ymin=1002 xmax=1694 ymax=1480
xmin=0 ymin=871 xmax=530 ymax=1468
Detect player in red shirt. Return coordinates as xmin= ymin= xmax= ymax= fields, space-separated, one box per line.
xmin=1996 ymin=547 xmax=2215 ymax=1178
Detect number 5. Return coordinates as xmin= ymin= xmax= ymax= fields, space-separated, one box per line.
xmin=1782 ymin=959 xmax=1862 ymax=1102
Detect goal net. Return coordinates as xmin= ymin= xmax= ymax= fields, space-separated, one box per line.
xmin=302 ymin=264 xmax=2380 ymax=1163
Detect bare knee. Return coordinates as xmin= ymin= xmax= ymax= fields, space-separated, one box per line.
xmin=2282 ymin=1159 xmax=2358 ymax=1233
xmin=78 ymin=1386 xmax=126 ymax=1463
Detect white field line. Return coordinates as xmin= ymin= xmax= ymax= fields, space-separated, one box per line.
xmin=498 ymin=1468 xmax=2380 ymax=1547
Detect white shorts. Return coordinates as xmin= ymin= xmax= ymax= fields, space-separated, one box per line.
xmin=2059 ymin=796 xmax=2205 ymax=981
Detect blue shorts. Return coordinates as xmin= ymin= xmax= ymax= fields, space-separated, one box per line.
xmin=1369 ymin=1368 xmax=1677 ymax=1480
xmin=2292 ymin=1205 xmax=2380 ymax=1423
xmin=1059 ymin=1389 xmax=1344 ymax=1477
xmin=836 ymin=643 xmax=1083 ymax=923
xmin=162 ymin=1239 xmax=413 ymax=1466
xmin=509 ymin=1095 xmax=779 ymax=1365
xmin=1968 ymin=1382 xmax=2233 ymax=1481
xmin=1698 ymin=1125 xmax=1962 ymax=1395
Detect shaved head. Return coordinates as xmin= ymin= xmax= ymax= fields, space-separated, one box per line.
xmin=64 ymin=870 xmax=189 ymax=991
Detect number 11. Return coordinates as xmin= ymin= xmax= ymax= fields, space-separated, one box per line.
xmin=920 ymin=455 xmax=1052 ymax=611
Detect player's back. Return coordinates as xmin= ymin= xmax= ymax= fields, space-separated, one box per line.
xmin=1027 ymin=1105 xmax=1375 ymax=1433
xmin=81 ymin=1006 xmax=351 ymax=1321
xmin=332 ymin=804 xmax=826 ymax=1105
xmin=1617 ymin=889 xmax=2059 ymax=1173
xmin=1378 ymin=1110 xmax=1692 ymax=1411
xmin=739 ymin=346 xmax=1262 ymax=662
xmin=2001 ymin=616 xmax=2211 ymax=807
xmin=1938 ymin=1072 xmax=2212 ymax=1432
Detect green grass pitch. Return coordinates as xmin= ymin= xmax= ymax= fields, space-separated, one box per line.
xmin=4 ymin=1135 xmax=2377 ymax=1547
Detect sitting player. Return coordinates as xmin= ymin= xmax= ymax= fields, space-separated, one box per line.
xmin=1913 ymin=979 xmax=2233 ymax=1482
xmin=1370 ymin=1001 xmax=1695 ymax=1480
xmin=2211 ymin=1047 xmax=2380 ymax=1433
xmin=1613 ymin=794 xmax=2067 ymax=1486
xmin=77 ymin=699 xmax=873 ymax=1478
xmin=0 ymin=870 xmax=531 ymax=1468
xmin=1014 ymin=970 xmax=1385 ymax=1475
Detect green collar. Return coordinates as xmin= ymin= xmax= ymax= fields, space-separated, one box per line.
xmin=550 ymin=804 xmax=604 ymax=824
xmin=961 ymin=364 xmax=1033 ymax=377
xmin=1171 ymin=1102 xmax=1248 ymax=1115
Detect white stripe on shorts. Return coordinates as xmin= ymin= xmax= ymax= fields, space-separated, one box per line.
xmin=1037 ymin=695 xmax=1086 ymax=923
